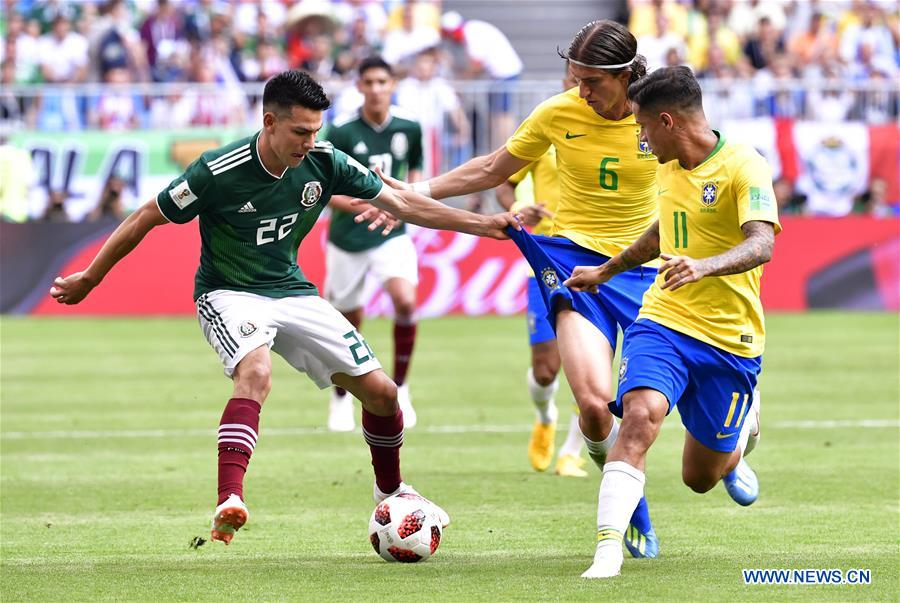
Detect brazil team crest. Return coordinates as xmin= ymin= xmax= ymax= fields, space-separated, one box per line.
xmin=301 ymin=181 xmax=322 ymax=208
xmin=637 ymin=139 xmax=653 ymax=157
xmin=618 ymin=356 xmax=628 ymax=382
xmin=701 ymin=181 xmax=718 ymax=207
xmin=541 ymin=267 xmax=560 ymax=290
xmin=636 ymin=132 xmax=653 ymax=158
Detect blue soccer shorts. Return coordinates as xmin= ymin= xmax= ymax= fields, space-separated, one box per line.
xmin=526 ymin=276 xmax=556 ymax=345
xmin=613 ymin=319 xmax=762 ymax=453
xmin=508 ymin=227 xmax=656 ymax=349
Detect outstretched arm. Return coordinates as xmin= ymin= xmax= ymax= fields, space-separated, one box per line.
xmin=49 ymin=199 xmax=169 ymax=304
xmin=659 ymin=220 xmax=775 ymax=291
xmin=378 ymin=146 xmax=531 ymax=200
xmin=565 ymin=221 xmax=661 ymax=292
xmin=495 ymin=180 xmax=553 ymax=228
xmin=368 ymin=185 xmax=521 ymax=239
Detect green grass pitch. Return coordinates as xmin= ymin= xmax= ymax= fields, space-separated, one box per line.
xmin=1 ymin=313 xmax=898 ymax=601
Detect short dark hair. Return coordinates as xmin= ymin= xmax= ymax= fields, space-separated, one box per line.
xmin=263 ymin=70 xmax=331 ymax=115
xmin=559 ymin=20 xmax=647 ymax=86
xmin=627 ymin=66 xmax=703 ymax=114
xmin=358 ymin=56 xmax=393 ymax=78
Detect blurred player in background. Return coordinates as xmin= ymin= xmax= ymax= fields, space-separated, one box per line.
xmin=377 ymin=21 xmax=662 ymax=565
xmin=49 ymin=70 xmax=520 ymax=546
xmin=324 ymin=56 xmax=424 ymax=432
xmin=566 ymin=66 xmax=778 ymax=578
xmin=494 ymin=69 xmax=588 ymax=478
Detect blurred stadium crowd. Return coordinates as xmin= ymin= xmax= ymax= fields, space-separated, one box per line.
xmin=0 ymin=0 xmax=898 ymax=221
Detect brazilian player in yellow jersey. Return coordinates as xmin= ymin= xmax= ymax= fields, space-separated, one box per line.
xmin=376 ymin=21 xmax=661 ymax=568
xmin=566 ymin=66 xmax=779 ymax=579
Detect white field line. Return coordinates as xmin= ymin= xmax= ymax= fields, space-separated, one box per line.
xmin=1 ymin=419 xmax=897 ymax=440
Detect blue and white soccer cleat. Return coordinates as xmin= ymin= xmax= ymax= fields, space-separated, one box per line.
xmin=624 ymin=523 xmax=660 ymax=558
xmin=723 ymin=458 xmax=759 ymax=506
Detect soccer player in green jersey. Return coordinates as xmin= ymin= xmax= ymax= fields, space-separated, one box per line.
xmin=324 ymin=57 xmax=424 ymax=432
xmin=49 ymin=70 xmax=519 ymax=545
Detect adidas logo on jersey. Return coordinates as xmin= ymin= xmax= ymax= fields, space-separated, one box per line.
xmin=238 ymin=201 xmax=257 ymax=213
xmin=353 ymin=141 xmax=368 ymax=155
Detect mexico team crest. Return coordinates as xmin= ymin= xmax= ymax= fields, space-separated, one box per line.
xmin=301 ymin=181 xmax=322 ymax=208
xmin=391 ymin=132 xmax=408 ymax=158
xmin=239 ymin=321 xmax=258 ymax=337
xmin=541 ymin=267 xmax=560 ymax=290
xmin=701 ymin=182 xmax=718 ymax=207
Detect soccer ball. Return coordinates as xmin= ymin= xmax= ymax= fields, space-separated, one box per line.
xmin=368 ymin=492 xmax=443 ymax=562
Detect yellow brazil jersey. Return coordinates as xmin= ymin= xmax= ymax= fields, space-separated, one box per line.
xmin=506 ymin=87 xmax=659 ymax=260
xmin=508 ymin=146 xmax=558 ymax=236
xmin=639 ymin=135 xmax=781 ymax=358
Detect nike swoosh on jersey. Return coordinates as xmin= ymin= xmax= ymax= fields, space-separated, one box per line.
xmin=715 ymin=431 xmax=737 ymax=439
xmin=565 ymin=132 xmax=587 ymax=139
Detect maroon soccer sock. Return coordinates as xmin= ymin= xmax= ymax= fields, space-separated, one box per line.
xmin=362 ymin=408 xmax=404 ymax=494
xmin=217 ymin=397 xmax=261 ymax=505
xmin=392 ymin=320 xmax=417 ymax=386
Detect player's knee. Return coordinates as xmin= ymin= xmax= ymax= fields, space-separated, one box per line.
xmin=621 ymin=400 xmax=654 ymax=427
xmin=363 ymin=377 xmax=399 ymax=415
xmin=234 ymin=362 xmax=272 ymax=400
xmin=621 ymin=391 xmax=666 ymax=430
xmin=532 ymin=361 xmax=557 ymax=386
xmin=682 ymin=467 xmax=717 ymax=493
xmin=393 ymin=298 xmax=416 ymax=320
xmin=578 ymin=397 xmax=613 ymax=431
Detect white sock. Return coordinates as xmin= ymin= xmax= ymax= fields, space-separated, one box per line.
xmin=595 ymin=461 xmax=645 ymax=558
xmin=527 ymin=368 xmax=559 ymax=425
xmin=558 ymin=403 xmax=585 ymax=458
xmin=583 ymin=420 xmax=620 ymax=469
xmin=737 ymin=410 xmax=754 ymax=458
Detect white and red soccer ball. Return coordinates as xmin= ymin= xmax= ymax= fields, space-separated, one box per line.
xmin=368 ymin=492 xmax=443 ymax=563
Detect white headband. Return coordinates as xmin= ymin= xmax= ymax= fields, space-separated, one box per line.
xmin=567 ymin=56 xmax=635 ymax=70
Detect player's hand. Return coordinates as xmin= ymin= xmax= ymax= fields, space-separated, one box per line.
xmin=519 ymin=202 xmax=553 ymax=227
xmin=659 ymin=253 xmax=706 ymax=291
xmin=49 ymin=271 xmax=97 ymax=305
xmin=563 ymin=265 xmax=607 ymax=293
xmin=352 ymin=202 xmax=401 ymax=236
xmin=373 ymin=166 xmax=411 ymax=191
xmin=478 ymin=212 xmax=522 ymax=239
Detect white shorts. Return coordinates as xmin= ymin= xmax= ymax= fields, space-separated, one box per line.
xmin=325 ymin=234 xmax=419 ymax=312
xmin=196 ymin=290 xmax=382 ymax=388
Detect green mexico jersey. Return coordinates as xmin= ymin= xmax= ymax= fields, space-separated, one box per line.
xmin=327 ymin=107 xmax=423 ymax=252
xmin=156 ymin=131 xmax=383 ymax=300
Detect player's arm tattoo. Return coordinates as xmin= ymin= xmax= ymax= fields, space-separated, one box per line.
xmin=700 ymin=220 xmax=775 ymax=276
xmin=604 ymin=220 xmax=661 ymax=276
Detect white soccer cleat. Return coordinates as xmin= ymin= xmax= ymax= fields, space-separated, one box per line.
xmin=580 ymin=547 xmax=623 ymax=579
xmin=397 ymin=383 xmax=417 ymax=428
xmin=210 ymin=493 xmax=249 ymax=545
xmin=328 ymin=389 xmax=355 ymax=432
xmin=743 ymin=389 xmax=761 ymax=457
xmin=374 ymin=481 xmax=449 ymax=528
